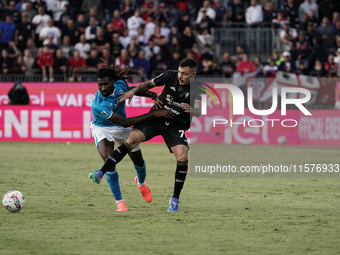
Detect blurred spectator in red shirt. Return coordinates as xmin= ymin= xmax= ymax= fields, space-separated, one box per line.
xmin=191 ymin=44 xmax=201 ymax=63
xmin=141 ymin=0 xmax=156 ymax=22
xmin=236 ymin=54 xmax=256 ymax=74
xmin=151 ymin=26 xmax=167 ymax=52
xmin=68 ymin=50 xmax=86 ymax=78
xmin=112 ymin=10 xmax=127 ymax=35
xmin=38 ymin=45 xmax=54 ymax=82
xmin=324 ymin=54 xmax=338 ymax=76
xmin=115 ymin=48 xmax=134 ymax=70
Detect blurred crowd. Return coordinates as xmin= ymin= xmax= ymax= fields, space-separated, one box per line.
xmin=0 ymin=0 xmax=340 ymax=82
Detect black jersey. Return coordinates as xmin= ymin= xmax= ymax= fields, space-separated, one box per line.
xmin=151 ymin=70 xmax=204 ymax=130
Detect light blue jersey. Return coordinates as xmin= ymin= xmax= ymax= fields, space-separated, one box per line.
xmin=91 ymin=80 xmax=127 ymax=127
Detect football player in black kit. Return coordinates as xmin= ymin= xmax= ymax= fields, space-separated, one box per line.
xmin=88 ymin=58 xmax=204 ymax=212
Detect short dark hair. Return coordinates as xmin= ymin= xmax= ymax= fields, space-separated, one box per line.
xmin=97 ymin=68 xmax=116 ymax=81
xmin=179 ymin=58 xmax=198 ymax=70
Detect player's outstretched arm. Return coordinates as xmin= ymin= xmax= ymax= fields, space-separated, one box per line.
xmin=107 ymin=110 xmax=173 ymax=128
xmin=118 ymin=80 xmax=157 ymax=104
xmin=127 ymin=85 xmax=158 ymax=99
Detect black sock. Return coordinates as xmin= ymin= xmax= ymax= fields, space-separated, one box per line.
xmin=173 ymin=160 xmax=188 ymax=199
xmin=101 ymin=141 xmax=132 ymax=175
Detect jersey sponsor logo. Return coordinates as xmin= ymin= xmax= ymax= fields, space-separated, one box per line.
xmin=164 ymin=105 xmax=180 ymax=115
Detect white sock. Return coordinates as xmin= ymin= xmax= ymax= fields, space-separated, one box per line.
xmin=116 ymin=199 xmax=124 ymax=204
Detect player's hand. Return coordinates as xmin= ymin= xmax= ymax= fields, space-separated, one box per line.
xmin=181 ymin=103 xmax=191 ymax=113
xmin=152 ymin=94 xmax=163 ymax=109
xmin=152 ymin=109 xmax=174 ymax=119
xmin=118 ymin=90 xmax=135 ymax=104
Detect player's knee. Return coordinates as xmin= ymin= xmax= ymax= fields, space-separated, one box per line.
xmin=126 ymin=131 xmax=143 ymax=149
xmin=176 ymin=154 xmax=188 ymax=162
xmin=126 ymin=136 xmax=138 ymax=149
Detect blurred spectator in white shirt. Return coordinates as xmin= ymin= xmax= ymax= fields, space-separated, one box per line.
xmin=299 ymin=0 xmax=318 ymax=21
xmin=127 ymin=10 xmax=144 ymax=37
xmin=160 ymin=21 xmax=170 ymax=42
xmin=245 ymin=0 xmax=263 ymax=27
xmin=39 ymin=18 xmax=61 ymax=45
xmin=334 ymin=95 xmax=340 ymax=109
xmin=119 ymin=28 xmax=131 ymax=49
xmin=280 ymin=21 xmax=297 ymax=50
xmin=196 ymin=0 xmax=216 ymax=24
xmin=52 ymin=0 xmax=68 ymax=24
xmin=144 ymin=14 xmax=156 ymax=42
xmin=74 ymin=34 xmax=91 ymax=59
xmin=84 ymin=17 xmax=100 ymax=44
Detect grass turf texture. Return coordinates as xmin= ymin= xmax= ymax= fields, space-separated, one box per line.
xmin=0 ymin=142 xmax=340 ymax=255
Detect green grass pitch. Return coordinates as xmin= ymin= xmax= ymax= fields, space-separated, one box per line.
xmin=0 ymin=142 xmax=340 ymax=255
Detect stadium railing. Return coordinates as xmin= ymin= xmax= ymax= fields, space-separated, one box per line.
xmin=213 ymin=25 xmax=283 ymax=60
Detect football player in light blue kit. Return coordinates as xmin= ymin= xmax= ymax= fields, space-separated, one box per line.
xmin=90 ymin=65 xmax=173 ymax=211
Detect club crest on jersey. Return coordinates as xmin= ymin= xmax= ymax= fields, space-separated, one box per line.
xmin=166 ymin=94 xmax=174 ymax=102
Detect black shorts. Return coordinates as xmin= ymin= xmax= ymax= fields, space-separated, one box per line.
xmin=133 ymin=121 xmax=188 ymax=152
